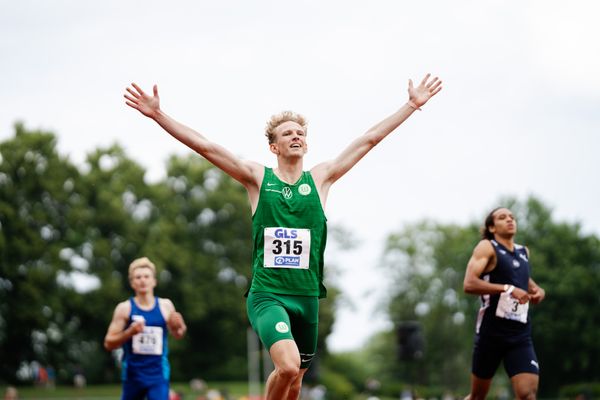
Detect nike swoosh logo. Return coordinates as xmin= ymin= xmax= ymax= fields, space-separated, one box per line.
xmin=267 ymin=182 xmax=277 ymax=186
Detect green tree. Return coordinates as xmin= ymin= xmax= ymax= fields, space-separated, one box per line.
xmin=147 ymin=154 xmax=253 ymax=380
xmin=380 ymin=220 xmax=475 ymax=392
xmin=0 ymin=123 xmax=94 ymax=383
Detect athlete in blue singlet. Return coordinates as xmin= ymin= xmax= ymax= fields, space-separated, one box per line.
xmin=104 ymin=257 xmax=187 ymax=400
xmin=463 ymin=207 xmax=546 ymax=400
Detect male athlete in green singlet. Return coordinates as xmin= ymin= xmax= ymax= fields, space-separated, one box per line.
xmin=124 ymin=74 xmax=442 ymax=400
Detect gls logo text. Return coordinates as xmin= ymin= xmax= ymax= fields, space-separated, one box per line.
xmin=274 ymin=228 xmax=297 ymax=239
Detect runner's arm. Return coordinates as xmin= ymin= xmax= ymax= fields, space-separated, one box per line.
xmin=463 ymin=240 xmax=530 ymax=302
xmin=103 ymin=302 xmax=144 ymax=351
xmin=161 ymin=299 xmax=187 ymax=339
xmin=528 ymin=277 xmax=545 ymax=304
xmin=311 ymin=74 xmax=442 ymax=188
xmin=464 ymin=240 xmax=501 ymax=295
xmin=124 ymin=83 xmax=263 ymax=190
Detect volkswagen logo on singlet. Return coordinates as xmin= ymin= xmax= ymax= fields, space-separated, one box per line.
xmin=282 ymin=187 xmax=293 ymax=199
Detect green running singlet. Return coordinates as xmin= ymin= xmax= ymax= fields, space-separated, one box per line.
xmin=249 ymin=167 xmax=328 ymax=298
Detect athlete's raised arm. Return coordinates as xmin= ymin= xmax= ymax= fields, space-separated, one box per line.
xmin=124 ymin=83 xmax=263 ymax=191
xmin=311 ymin=73 xmax=442 ymax=195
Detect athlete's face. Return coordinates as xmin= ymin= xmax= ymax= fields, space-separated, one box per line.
xmin=490 ymin=208 xmax=517 ymax=237
xmin=129 ymin=266 xmax=156 ymax=295
xmin=270 ymin=121 xmax=307 ymax=158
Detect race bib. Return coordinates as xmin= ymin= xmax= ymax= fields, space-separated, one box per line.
xmin=132 ymin=326 xmax=163 ymax=355
xmin=264 ymin=227 xmax=310 ymax=269
xmin=495 ymin=291 xmax=529 ymax=324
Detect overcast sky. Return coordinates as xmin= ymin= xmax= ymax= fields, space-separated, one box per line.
xmin=1 ymin=0 xmax=599 ymax=352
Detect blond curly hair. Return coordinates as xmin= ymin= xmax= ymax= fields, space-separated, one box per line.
xmin=264 ymin=111 xmax=307 ymax=144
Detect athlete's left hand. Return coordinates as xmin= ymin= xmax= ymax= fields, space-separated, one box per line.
xmin=408 ymin=73 xmax=443 ymax=108
xmin=168 ymin=312 xmax=187 ymax=338
xmin=529 ymin=286 xmax=546 ymax=305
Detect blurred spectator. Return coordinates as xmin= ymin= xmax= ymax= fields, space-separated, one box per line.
xmin=190 ymin=378 xmax=207 ymax=393
xmin=74 ymin=373 xmax=87 ymax=389
xmin=366 ymin=378 xmax=381 ymax=394
xmin=36 ymin=366 xmax=48 ymax=387
xmin=169 ymin=388 xmax=182 ymax=400
xmin=308 ymin=384 xmax=326 ymax=400
xmin=3 ymin=386 xmax=18 ymax=400
xmin=400 ymin=388 xmax=414 ymax=400
xmin=206 ymin=389 xmax=223 ymax=400
xmin=46 ymin=365 xmax=56 ymax=389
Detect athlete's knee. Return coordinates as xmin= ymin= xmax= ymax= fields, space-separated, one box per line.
xmin=515 ymin=386 xmax=537 ymax=400
xmin=275 ymin=362 xmax=301 ymax=382
xmin=512 ymin=372 xmax=538 ymax=400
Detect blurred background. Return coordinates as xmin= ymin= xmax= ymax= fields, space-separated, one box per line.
xmin=1 ymin=1 xmax=599 ymax=399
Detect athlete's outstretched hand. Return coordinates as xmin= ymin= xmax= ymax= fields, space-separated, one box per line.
xmin=124 ymin=83 xmax=160 ymax=119
xmin=408 ymin=73 xmax=443 ymax=108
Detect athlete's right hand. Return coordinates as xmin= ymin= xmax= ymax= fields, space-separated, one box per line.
xmin=124 ymin=83 xmax=160 ymax=119
xmin=511 ymin=287 xmax=530 ymax=304
xmin=129 ymin=320 xmax=145 ymax=335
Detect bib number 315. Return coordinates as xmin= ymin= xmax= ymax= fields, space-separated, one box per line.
xmin=264 ymin=227 xmax=311 ymax=269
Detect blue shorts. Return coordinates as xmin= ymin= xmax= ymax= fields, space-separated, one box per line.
xmin=246 ymin=291 xmax=319 ymax=369
xmin=471 ymin=334 xmax=539 ymax=379
xmin=122 ymin=380 xmax=169 ymax=400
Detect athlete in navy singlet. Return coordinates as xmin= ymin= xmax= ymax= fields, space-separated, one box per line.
xmin=463 ymin=207 xmax=546 ymax=400
xmin=104 ymin=257 xmax=187 ymax=400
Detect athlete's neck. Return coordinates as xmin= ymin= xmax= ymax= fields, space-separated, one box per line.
xmin=274 ymin=159 xmax=303 ymax=185
xmin=134 ymin=293 xmax=155 ymax=310
xmin=494 ymin=235 xmax=515 ymax=252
